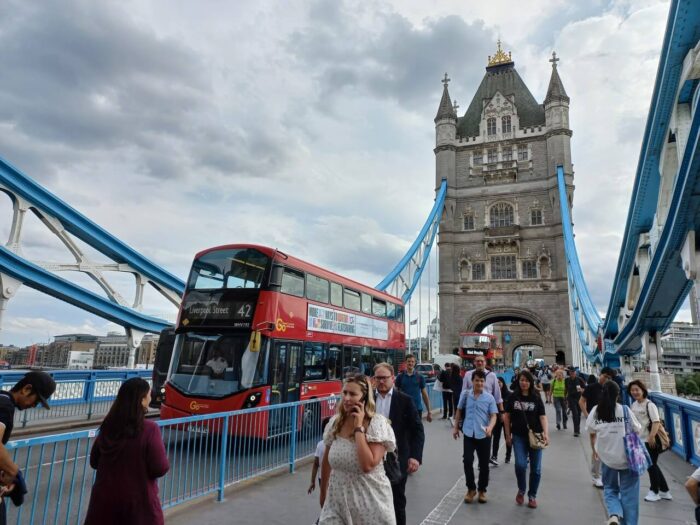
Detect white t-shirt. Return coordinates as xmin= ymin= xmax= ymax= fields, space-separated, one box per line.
xmin=631 ymin=399 xmax=660 ymax=439
xmin=691 ymin=466 xmax=700 ymax=482
xmin=314 ymin=439 xmax=325 ymax=460
xmin=586 ymin=404 xmax=642 ymax=470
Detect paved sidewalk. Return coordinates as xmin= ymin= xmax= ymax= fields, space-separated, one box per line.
xmin=166 ymin=402 xmax=700 ymax=524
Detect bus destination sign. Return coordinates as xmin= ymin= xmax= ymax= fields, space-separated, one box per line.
xmin=180 ymin=291 xmax=256 ymax=328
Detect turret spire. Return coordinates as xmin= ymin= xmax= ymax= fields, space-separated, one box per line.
xmin=545 ymin=51 xmax=569 ymax=104
xmin=434 ymin=73 xmax=457 ymax=122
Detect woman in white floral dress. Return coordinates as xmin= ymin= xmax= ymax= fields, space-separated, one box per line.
xmin=319 ymin=374 xmax=397 ymax=525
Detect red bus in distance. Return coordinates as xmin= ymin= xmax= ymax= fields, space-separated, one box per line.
xmin=459 ymin=332 xmax=501 ymax=362
xmin=160 ymin=244 xmax=406 ymax=438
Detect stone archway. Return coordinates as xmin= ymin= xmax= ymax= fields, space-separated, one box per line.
xmin=466 ymin=307 xmax=556 ymax=365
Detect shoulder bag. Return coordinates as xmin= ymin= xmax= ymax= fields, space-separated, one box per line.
xmin=623 ymin=405 xmax=652 ymax=475
xmin=646 ymin=402 xmax=670 ymax=452
xmin=383 ymin=450 xmax=402 ymax=484
xmin=518 ymin=396 xmax=547 ymax=449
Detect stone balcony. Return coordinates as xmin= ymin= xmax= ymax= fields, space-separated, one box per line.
xmin=484 ymin=224 xmax=520 ymax=238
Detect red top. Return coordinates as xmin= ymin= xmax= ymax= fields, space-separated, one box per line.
xmin=84 ymin=419 xmax=170 ymax=525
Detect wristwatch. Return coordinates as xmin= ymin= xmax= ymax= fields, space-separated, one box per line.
xmin=354 ymin=426 xmax=366 ymax=434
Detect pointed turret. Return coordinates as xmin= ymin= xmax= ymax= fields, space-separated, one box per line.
xmin=434 ymin=73 xmax=457 ymax=122
xmin=544 ymin=52 xmax=569 ymax=104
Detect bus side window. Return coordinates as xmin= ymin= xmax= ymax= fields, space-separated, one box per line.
xmin=360 ymin=346 xmax=372 ymax=375
xmin=361 ymin=293 xmax=372 ymax=315
xmin=372 ymin=348 xmax=387 ymax=367
xmin=281 ymin=268 xmax=305 ymax=297
xmin=328 ymin=345 xmax=341 ymax=379
xmin=396 ymin=306 xmax=404 ymax=323
xmin=372 ymin=299 xmax=387 ymax=318
xmin=330 ymin=283 xmax=343 ymax=307
xmin=387 ymin=302 xmax=396 ymax=320
xmin=386 ymin=349 xmax=396 ymax=373
xmin=304 ymin=342 xmax=326 ymax=381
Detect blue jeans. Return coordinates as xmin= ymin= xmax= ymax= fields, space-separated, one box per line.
xmin=601 ymin=464 xmax=640 ymax=525
xmin=512 ymin=434 xmax=542 ymax=499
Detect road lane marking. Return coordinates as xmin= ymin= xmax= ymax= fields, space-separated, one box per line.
xmin=419 ymin=475 xmax=465 ymax=525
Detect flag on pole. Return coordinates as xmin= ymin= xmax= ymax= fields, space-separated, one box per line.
xmin=410 ymin=319 xmax=418 ymax=325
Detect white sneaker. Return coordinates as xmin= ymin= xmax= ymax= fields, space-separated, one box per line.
xmin=592 ymin=477 xmax=603 ymax=488
xmin=606 ymin=515 xmax=620 ymax=525
xmin=644 ymin=490 xmax=661 ymax=502
xmin=659 ymin=491 xmax=672 ymax=500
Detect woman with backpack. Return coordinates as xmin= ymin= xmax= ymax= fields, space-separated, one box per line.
xmin=628 ymin=379 xmax=671 ymax=502
xmin=586 ymin=381 xmax=643 ymax=525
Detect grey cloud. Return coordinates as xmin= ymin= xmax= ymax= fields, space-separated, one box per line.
xmin=289 ymin=1 xmax=495 ymax=115
xmin=0 ymin=0 xmax=297 ymax=186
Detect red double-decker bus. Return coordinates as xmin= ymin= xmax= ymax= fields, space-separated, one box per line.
xmin=459 ymin=332 xmax=500 ymax=362
xmin=160 ymin=244 xmax=406 ymax=437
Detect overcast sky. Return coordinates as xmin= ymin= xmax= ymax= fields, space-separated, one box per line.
xmin=0 ymin=0 xmax=677 ymax=346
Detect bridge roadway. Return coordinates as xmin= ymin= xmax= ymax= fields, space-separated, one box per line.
xmin=166 ymin=404 xmax=698 ymax=525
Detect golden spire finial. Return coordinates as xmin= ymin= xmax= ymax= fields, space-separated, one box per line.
xmin=487 ymin=39 xmax=513 ymax=67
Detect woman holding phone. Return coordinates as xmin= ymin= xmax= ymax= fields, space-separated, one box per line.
xmin=319 ymin=374 xmax=397 ymax=524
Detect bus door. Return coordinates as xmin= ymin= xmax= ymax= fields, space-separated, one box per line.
xmin=268 ymin=340 xmax=302 ymax=435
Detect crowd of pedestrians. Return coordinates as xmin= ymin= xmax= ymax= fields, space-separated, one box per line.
xmin=311 ymin=356 xmax=700 ymax=525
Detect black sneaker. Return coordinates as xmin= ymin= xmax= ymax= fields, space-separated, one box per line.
xmin=574 ymin=432 xmax=580 ymax=437
xmin=556 ymin=423 xmax=560 ymax=430
xmin=489 ymin=457 xmax=499 ymax=467
xmin=505 ymin=457 xmax=511 ymax=464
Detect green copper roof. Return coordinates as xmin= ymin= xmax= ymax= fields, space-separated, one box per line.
xmin=457 ymin=63 xmax=545 ymax=138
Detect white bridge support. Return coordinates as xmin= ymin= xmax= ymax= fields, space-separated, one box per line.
xmin=641 ymin=332 xmax=662 ymax=393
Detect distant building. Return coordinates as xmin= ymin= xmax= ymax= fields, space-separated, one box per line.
xmin=657 ymin=322 xmax=700 ymax=375
xmin=94 ymin=332 xmax=129 ymax=368
xmin=68 ymin=350 xmax=94 ymax=369
xmin=137 ymin=334 xmax=159 ymax=366
xmin=37 ymin=334 xmax=98 ymax=368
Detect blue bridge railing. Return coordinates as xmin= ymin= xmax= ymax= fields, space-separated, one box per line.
xmin=0 ymin=370 xmax=152 ymax=428
xmin=3 ymin=383 xmax=441 ymax=524
xmin=650 ymin=392 xmax=700 ymax=466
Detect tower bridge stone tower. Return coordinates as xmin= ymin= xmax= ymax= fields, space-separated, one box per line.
xmin=435 ymin=43 xmax=574 ymax=365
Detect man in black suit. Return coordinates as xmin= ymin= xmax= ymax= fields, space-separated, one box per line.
xmin=373 ymin=363 xmax=425 ymax=525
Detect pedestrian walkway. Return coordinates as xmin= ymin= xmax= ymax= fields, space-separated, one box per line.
xmin=166 ymin=404 xmax=698 ymax=524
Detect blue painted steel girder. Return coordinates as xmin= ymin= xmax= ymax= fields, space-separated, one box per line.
xmin=604 ymin=0 xmax=700 ymax=338
xmin=376 ymin=179 xmax=446 ymax=302
xmin=0 ymin=156 xmax=185 ymax=295
xmin=612 ymin=92 xmax=700 ymax=354
xmin=0 ymin=245 xmax=170 ymax=333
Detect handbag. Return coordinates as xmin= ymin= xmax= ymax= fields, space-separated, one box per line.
xmin=518 ymin=396 xmax=547 ymax=449
xmin=623 ymin=405 xmax=652 ymax=475
xmin=383 ymin=450 xmax=402 ymax=484
xmin=645 ymin=402 xmax=670 ymax=452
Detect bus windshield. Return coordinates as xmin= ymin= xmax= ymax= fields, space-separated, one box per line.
xmin=188 ymin=248 xmax=270 ymax=290
xmin=170 ymin=333 xmax=265 ymax=397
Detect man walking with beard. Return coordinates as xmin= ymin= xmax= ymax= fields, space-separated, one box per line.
xmin=373 ymin=363 xmax=425 ymax=525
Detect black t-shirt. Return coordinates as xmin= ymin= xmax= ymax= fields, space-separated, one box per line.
xmin=582 ymin=382 xmax=603 ymax=413
xmin=564 ymin=376 xmax=586 ymax=399
xmin=505 ymin=393 xmax=546 ymax=437
xmin=0 ymin=391 xmax=16 ymax=444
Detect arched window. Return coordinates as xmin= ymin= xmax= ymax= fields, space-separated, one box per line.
xmin=489 ymin=203 xmax=514 ymax=228
xmin=502 ymin=116 xmax=512 ymax=133
xmin=487 ymin=118 xmax=496 ymax=136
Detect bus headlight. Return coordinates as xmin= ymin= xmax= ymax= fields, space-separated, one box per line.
xmin=160 ymin=387 xmax=166 ymax=394
xmin=243 ymin=391 xmax=262 ymax=409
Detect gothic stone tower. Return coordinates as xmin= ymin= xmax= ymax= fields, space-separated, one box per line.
xmin=435 ymin=43 xmax=574 ymax=365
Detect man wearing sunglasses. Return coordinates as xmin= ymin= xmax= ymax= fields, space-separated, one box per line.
xmin=373 ymin=363 xmax=425 ymax=525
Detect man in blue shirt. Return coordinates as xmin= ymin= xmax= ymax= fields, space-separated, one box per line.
xmin=396 ymin=355 xmax=432 ymax=422
xmin=453 ymin=369 xmax=498 ymax=504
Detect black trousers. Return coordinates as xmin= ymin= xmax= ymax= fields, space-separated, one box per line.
xmin=442 ymin=391 xmax=454 ymax=418
xmin=391 ymin=475 xmax=407 ymax=525
xmin=463 ymin=435 xmax=491 ymax=492
xmin=646 ymin=442 xmax=669 ymax=493
xmin=491 ymin=417 xmax=512 ymax=460
xmin=567 ymin=396 xmax=582 ymax=433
